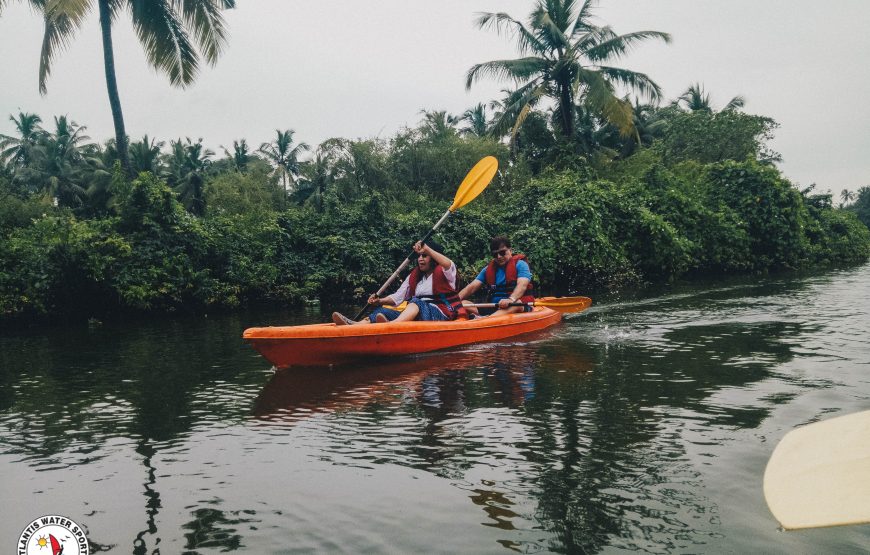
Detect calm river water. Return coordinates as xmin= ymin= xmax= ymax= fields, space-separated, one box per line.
xmin=2 ymin=264 xmax=870 ymax=554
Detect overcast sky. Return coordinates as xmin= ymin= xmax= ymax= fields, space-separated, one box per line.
xmin=1 ymin=0 xmax=868 ymax=193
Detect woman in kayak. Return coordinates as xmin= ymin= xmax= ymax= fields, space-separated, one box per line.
xmin=332 ymin=240 xmax=465 ymax=325
xmin=458 ymin=235 xmax=534 ymax=317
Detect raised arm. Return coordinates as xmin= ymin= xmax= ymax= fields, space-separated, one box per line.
xmin=414 ymin=241 xmax=453 ymax=270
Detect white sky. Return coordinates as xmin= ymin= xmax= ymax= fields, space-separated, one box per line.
xmin=1 ymin=0 xmax=868 ymax=193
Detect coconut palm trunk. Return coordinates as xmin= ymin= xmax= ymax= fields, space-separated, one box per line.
xmin=97 ymin=0 xmax=131 ymax=177
xmin=9 ymin=0 xmax=235 ymax=180
xmin=559 ymin=83 xmax=574 ymax=137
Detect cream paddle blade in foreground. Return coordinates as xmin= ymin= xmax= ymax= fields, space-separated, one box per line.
xmin=763 ymin=410 xmax=870 ymax=530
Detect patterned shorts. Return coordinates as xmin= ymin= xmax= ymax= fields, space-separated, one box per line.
xmin=368 ymin=297 xmax=448 ymax=323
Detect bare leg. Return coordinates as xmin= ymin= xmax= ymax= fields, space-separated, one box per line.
xmin=392 ymin=303 xmax=420 ymax=322
xmin=489 ymin=306 xmax=525 ymax=318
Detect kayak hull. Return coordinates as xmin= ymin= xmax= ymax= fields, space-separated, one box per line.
xmin=243 ymin=306 xmax=562 ymax=367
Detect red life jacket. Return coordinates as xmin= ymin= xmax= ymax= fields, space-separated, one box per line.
xmin=484 ymin=253 xmax=535 ymax=304
xmin=408 ymin=265 xmax=466 ymax=319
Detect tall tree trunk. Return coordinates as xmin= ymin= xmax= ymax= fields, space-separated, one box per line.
xmin=98 ymin=0 xmax=132 ymax=178
xmin=559 ymin=83 xmax=574 ymax=137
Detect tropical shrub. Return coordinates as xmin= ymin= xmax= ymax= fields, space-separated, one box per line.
xmin=708 ymin=161 xmax=810 ymax=271
xmin=204 ymin=166 xmax=285 ymax=216
xmin=658 ymin=110 xmax=780 ymax=165
xmin=847 ymin=186 xmax=870 ymax=230
xmin=1 ymin=105 xmax=868 ymax=324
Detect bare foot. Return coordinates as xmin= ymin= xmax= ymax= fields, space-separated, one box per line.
xmin=332 ymin=312 xmax=355 ymax=325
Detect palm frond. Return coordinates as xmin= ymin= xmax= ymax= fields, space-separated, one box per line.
xmin=508 ymin=102 xmax=533 ymax=148
xmin=287 ymin=142 xmax=310 ymax=159
xmin=465 ymin=57 xmax=547 ymax=89
xmin=38 ymin=0 xmax=89 ymax=94
xmin=175 ymin=0 xmax=233 ymax=65
xmin=568 ymin=0 xmax=596 ymax=38
xmin=677 ymin=83 xmax=712 ymax=111
xmin=579 ymin=69 xmax=634 ymax=136
xmin=474 ymin=11 xmax=546 ymax=56
xmin=723 ymin=95 xmax=746 ymax=111
xmin=105 ymin=0 xmax=124 ymax=22
xmin=584 ymin=30 xmax=671 ymax=62
xmin=596 ymin=66 xmax=663 ymax=102
xmin=530 ymin=7 xmax=570 ymax=51
xmin=488 ymin=82 xmax=546 ymax=139
xmin=543 ymin=0 xmax=580 ymax=30
xmin=572 ymin=24 xmax=613 ymax=58
xmin=45 ymin=0 xmax=90 ymax=21
xmin=131 ymin=0 xmax=199 ymax=87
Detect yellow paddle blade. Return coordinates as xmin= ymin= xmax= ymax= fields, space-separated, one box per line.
xmin=449 ymin=156 xmax=498 ymax=212
xmin=535 ymin=296 xmax=593 ymax=313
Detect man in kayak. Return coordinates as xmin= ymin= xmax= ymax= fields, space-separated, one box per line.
xmin=458 ymin=235 xmax=534 ymax=317
xmin=332 ymin=240 xmax=465 ymax=325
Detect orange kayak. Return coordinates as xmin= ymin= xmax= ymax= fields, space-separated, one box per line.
xmin=243 ymin=306 xmax=562 ymax=368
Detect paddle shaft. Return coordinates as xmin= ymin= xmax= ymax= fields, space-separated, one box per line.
xmin=468 ymin=302 xmax=534 ymax=309
xmin=352 ymin=209 xmax=452 ymax=321
xmin=468 ymin=296 xmax=592 ymax=313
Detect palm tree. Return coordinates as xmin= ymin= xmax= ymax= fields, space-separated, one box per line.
xmin=419 ymin=109 xmax=461 ymax=139
xmin=3 ymin=0 xmax=235 ymax=176
xmin=0 ymin=112 xmax=45 ymax=167
xmin=676 ymin=83 xmax=745 ymax=113
xmin=840 ymin=189 xmax=856 ymax=208
xmin=486 ymin=87 xmax=542 ymax=146
xmin=39 ymin=115 xmax=101 ymax=208
xmin=295 ymin=146 xmax=336 ymax=212
xmin=461 ymin=103 xmax=490 ymax=137
xmin=466 ymin=0 xmax=670 ymax=138
xmin=609 ymin=98 xmax=665 ymax=156
xmin=165 ymin=137 xmax=213 ymax=216
xmin=222 ymin=139 xmax=251 ymax=173
xmin=259 ymin=129 xmax=309 ymax=193
xmin=322 ymin=138 xmax=391 ymax=198
xmin=129 ymin=135 xmax=165 ymax=175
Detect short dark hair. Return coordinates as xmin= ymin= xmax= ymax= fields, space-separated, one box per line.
xmin=489 ymin=236 xmax=511 ymax=251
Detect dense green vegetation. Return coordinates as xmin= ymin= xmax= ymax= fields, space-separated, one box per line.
xmin=1 ymin=0 xmax=867 ymax=324
xmin=1 ymin=105 xmax=867 ymax=323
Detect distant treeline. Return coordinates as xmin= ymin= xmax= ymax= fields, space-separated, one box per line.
xmin=1 ymin=101 xmax=868 ymax=323
xmin=3 ymin=0 xmax=868 ymax=324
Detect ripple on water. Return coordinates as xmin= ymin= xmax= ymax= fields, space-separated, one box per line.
xmin=3 ymin=265 xmax=870 ymax=553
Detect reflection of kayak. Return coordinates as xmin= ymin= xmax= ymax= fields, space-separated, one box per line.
xmin=243 ymin=306 xmax=563 ymax=368
xmin=253 ymin=342 xmax=595 ymax=419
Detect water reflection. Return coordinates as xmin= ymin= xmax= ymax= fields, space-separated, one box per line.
xmin=2 ymin=265 xmax=870 ymax=553
xmin=248 ymin=310 xmax=820 ymax=552
xmin=132 ymin=441 xmax=160 ymax=555
xmin=181 ymin=508 xmax=248 ymax=552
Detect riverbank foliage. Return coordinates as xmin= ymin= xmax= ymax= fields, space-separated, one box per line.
xmin=2 ymin=0 xmax=868 ymax=324
xmin=1 ymin=103 xmax=868 ymax=324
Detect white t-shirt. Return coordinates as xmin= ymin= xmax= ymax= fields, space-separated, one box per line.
xmin=386 ymin=263 xmax=457 ymax=305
